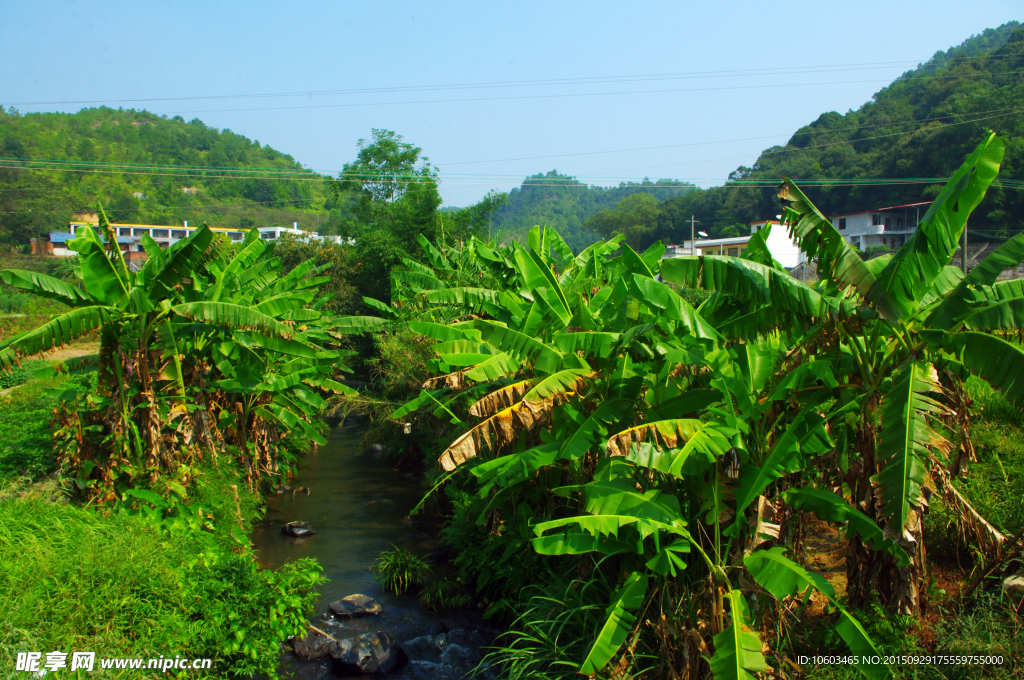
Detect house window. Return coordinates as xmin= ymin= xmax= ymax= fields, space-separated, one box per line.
xmin=134 ymin=228 xmax=150 ymax=236
xmin=152 ymin=229 xmax=169 ymax=238
xmin=872 ymin=214 xmax=881 ymax=227
xmin=838 ymin=218 xmax=846 ymax=230
xmin=172 ymin=230 xmax=186 ymax=239
xmin=229 ymin=232 xmax=243 ymax=241
xmin=884 ymin=218 xmax=892 ymax=231
xmin=119 ymin=227 xmax=131 ymax=236
xmin=728 ymin=248 xmax=739 ymax=256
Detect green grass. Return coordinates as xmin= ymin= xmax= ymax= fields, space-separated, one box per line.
xmin=0 ymin=496 xmax=324 ymax=679
xmin=927 ymin=376 xmax=1024 ymax=556
xmin=475 ymin=568 xmax=655 ymax=680
xmin=419 ymin=577 xmax=471 ymax=611
xmin=790 ymin=592 xmax=1023 ymax=679
xmin=0 ymin=370 xmax=92 ymax=481
xmin=0 ymin=359 xmax=44 ymax=389
xmin=371 ymin=545 xmax=432 ymax=594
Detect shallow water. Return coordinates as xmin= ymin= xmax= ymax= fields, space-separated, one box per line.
xmin=251 ymin=420 xmax=435 ymax=607
xmin=250 ymin=420 xmax=496 ymax=679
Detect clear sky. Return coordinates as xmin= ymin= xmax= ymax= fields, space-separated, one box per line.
xmin=1 ymin=1 xmax=1019 ymax=207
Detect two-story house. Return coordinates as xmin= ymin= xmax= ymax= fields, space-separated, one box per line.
xmin=829 ymin=201 xmax=930 ymax=251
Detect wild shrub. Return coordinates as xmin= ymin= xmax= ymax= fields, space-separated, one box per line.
xmin=0 ymin=498 xmax=323 ymax=679
xmin=371 ymin=545 xmax=432 ymax=594
xmin=419 ymin=577 xmax=471 ymax=611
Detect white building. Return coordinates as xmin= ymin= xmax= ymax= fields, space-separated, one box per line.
xmin=662 ymin=220 xmax=807 ymax=269
xmin=64 ymin=220 xmax=341 ymax=254
xmin=828 ymin=201 xmax=928 ymax=251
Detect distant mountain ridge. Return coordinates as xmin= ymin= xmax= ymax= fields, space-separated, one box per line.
xmin=1 ymin=20 xmax=1020 ymax=254
xmin=495 ymin=21 xmax=1024 ymax=251
xmin=490 ymin=172 xmax=695 ymax=251
xmin=651 ymin=21 xmax=1024 ymax=245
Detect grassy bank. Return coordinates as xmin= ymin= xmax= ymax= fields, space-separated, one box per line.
xmin=0 ymin=358 xmax=325 ymax=678
xmin=0 ymin=494 xmax=323 ymax=678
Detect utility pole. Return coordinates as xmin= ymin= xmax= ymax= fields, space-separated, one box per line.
xmin=689 ymin=214 xmax=699 ymax=255
xmin=961 ymin=223 xmax=968 ymax=272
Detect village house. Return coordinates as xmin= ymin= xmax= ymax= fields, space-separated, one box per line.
xmin=663 ymin=220 xmax=808 ymax=269
xmin=828 ymin=201 xmax=930 ymax=251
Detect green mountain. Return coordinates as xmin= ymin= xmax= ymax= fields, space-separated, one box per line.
xmin=654 ymin=21 xmax=1024 ymax=245
xmin=0 ymin=107 xmax=355 ymax=249
xmin=490 ymin=172 xmax=695 ymax=251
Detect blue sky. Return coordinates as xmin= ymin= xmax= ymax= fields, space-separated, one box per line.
xmin=1 ymin=1 xmax=1019 ymax=207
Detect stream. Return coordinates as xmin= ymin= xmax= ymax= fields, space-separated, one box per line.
xmin=250 ymin=417 xmax=499 ymax=679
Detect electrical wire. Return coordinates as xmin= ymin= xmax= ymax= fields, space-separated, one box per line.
xmin=7 ymin=53 xmax=1020 ymax=107
xmin=134 ymin=71 xmax=1018 ymax=116
xmin=2 ymin=104 xmax=1019 ymax=182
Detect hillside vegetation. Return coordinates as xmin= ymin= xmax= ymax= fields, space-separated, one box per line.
xmin=1 ymin=22 xmax=1020 ymax=259
xmin=0 ymin=107 xmax=355 ymax=249
xmin=489 ymin=22 xmax=1024 ymax=251
xmin=490 ymin=173 xmax=694 ymax=251
xmin=654 ymin=22 xmax=1024 ymax=245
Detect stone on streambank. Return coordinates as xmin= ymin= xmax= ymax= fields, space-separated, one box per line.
xmin=282 ymin=521 xmax=316 ymax=537
xmin=293 ymin=628 xmax=335 ymax=660
xmin=329 ymin=594 xmax=384 ymax=619
xmin=329 ymin=632 xmax=404 ymax=675
xmin=1004 ymin=574 xmax=1024 ymax=600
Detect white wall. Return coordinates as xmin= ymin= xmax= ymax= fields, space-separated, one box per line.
xmin=750 ymin=222 xmax=806 ymax=268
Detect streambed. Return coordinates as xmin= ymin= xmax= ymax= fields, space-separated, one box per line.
xmin=250 ymin=418 xmax=497 ymax=679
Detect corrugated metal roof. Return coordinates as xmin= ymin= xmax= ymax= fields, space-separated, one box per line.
xmin=696 ymin=236 xmax=752 ymax=247
xmin=829 ymin=201 xmax=930 ymax=219
xmin=50 ymin=231 xmax=137 ymax=244
xmin=70 ymin=221 xmax=247 ymax=234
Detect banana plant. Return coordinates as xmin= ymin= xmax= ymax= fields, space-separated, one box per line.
xmin=1 ymin=205 xmax=384 ymax=499
xmin=661 ymin=132 xmax=1021 ymax=617
xmin=388 ymin=226 xmax=896 ymax=678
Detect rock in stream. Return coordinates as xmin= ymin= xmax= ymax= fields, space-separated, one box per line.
xmin=282 ymin=521 xmax=316 ymax=537
xmin=329 ymin=594 xmax=384 ymax=619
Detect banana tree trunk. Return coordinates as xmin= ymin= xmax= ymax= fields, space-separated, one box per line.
xmin=845 ymin=421 xmax=879 ymax=610
xmin=845 ymin=417 xmax=928 ymax=616
xmin=878 ymin=510 xmax=928 ymax=617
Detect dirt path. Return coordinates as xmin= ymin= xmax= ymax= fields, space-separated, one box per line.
xmin=43 ymin=342 xmax=100 ymax=362
xmin=803 ymin=517 xmax=849 ymax=616
xmin=0 ymin=341 xmax=100 ymax=397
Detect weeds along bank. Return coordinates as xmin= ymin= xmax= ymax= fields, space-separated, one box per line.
xmin=351 ymin=132 xmax=1024 ymax=679
xmin=0 ymin=217 xmax=386 ymax=678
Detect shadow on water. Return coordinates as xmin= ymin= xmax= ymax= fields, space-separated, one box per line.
xmin=250 ymin=419 xmax=498 ymax=679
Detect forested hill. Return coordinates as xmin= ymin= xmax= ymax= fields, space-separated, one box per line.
xmin=490 ymin=173 xmax=695 ymax=251
xmin=653 ymin=21 xmax=1024 ymax=245
xmin=0 ymin=107 xmax=354 ymax=248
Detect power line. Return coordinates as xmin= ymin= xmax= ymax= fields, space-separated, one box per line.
xmin=2 ymin=105 xmax=1020 ymax=184
xmin=7 ymin=54 xmax=1018 ymax=108
xmin=580 ymin=108 xmax=1024 ymax=179
xmin=126 ymin=71 xmax=1017 ymax=116
xmin=443 ymin=105 xmax=1024 ymax=166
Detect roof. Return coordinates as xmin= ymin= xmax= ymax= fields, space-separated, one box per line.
xmin=695 ymin=236 xmax=752 ymax=247
xmin=829 ymin=201 xmax=930 ymax=219
xmin=749 ymin=219 xmax=782 ymax=225
xmin=70 ymin=221 xmax=248 ymax=234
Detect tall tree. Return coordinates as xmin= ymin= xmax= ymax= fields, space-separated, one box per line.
xmin=585 ymin=192 xmax=661 ymax=252
xmin=337 ymin=129 xmax=441 ymax=252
